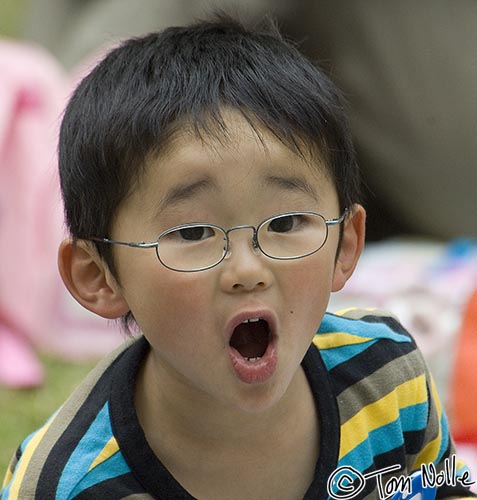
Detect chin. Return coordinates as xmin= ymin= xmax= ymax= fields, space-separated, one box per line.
xmin=227 ymin=371 xmax=296 ymax=415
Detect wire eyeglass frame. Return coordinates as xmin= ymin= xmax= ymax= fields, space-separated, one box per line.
xmin=89 ymin=209 xmax=348 ymax=273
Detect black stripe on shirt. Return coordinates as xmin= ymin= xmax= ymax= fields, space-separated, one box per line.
xmin=328 ymin=337 xmax=417 ymax=397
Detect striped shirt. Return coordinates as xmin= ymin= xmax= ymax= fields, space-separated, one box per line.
xmin=1 ymin=309 xmax=474 ymax=499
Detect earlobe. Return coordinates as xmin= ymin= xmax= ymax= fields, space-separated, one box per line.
xmin=332 ymin=204 xmax=366 ymax=292
xmin=58 ymin=239 xmax=130 ymax=319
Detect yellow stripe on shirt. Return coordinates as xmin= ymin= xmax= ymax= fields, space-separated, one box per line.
xmin=7 ymin=419 xmax=54 ymax=500
xmin=2 ymin=466 xmax=13 ymax=490
xmin=412 ymin=376 xmax=444 ymax=466
xmin=313 ymin=332 xmax=373 ymax=350
xmin=88 ymin=436 xmax=120 ymax=472
xmin=340 ymin=374 xmax=428 ymax=460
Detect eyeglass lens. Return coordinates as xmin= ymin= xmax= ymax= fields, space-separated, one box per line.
xmin=156 ymin=213 xmax=328 ymax=271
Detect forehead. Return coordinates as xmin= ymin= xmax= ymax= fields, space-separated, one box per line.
xmin=150 ymin=111 xmax=332 ymax=184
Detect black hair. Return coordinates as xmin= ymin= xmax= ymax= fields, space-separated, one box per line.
xmin=59 ymin=14 xmax=361 ymax=327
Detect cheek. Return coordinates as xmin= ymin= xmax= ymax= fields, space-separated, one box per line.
xmin=279 ymin=254 xmax=336 ymax=322
xmin=119 ymin=261 xmax=213 ymax=336
xmin=285 ymin=251 xmax=336 ymax=294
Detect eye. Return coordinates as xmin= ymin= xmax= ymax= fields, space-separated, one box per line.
xmin=178 ymin=225 xmax=215 ymax=241
xmin=268 ymin=214 xmax=304 ymax=233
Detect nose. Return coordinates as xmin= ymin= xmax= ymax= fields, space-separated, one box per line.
xmin=219 ymin=227 xmax=273 ymax=293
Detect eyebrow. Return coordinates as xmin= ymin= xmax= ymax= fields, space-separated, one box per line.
xmin=153 ymin=172 xmax=319 ymax=221
xmin=265 ymin=174 xmax=320 ymax=201
xmin=158 ymin=176 xmax=217 ymax=212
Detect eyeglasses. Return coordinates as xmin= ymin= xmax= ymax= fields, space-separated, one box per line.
xmin=90 ymin=210 xmax=348 ymax=272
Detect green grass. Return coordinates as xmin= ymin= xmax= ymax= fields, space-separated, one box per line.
xmin=0 ymin=356 xmax=95 ymax=476
xmin=0 ymin=0 xmax=27 ymax=38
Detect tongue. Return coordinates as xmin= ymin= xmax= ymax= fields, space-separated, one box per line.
xmin=230 ymin=321 xmax=269 ymax=358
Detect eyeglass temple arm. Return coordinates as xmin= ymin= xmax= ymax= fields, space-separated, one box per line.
xmin=325 ymin=208 xmax=349 ymax=226
xmin=89 ymin=237 xmax=157 ymax=249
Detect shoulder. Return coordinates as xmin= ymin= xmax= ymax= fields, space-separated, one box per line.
xmin=316 ymin=310 xmax=432 ymax=475
xmin=313 ymin=307 xmax=419 ymax=370
xmin=313 ymin=307 xmax=429 ymax=411
xmin=311 ymin=308 xmax=476 ymax=498
xmin=1 ymin=336 xmax=144 ymax=500
xmin=317 ymin=307 xmax=414 ymax=343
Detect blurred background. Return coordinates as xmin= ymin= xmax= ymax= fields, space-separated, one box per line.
xmin=0 ymin=0 xmax=476 ymax=480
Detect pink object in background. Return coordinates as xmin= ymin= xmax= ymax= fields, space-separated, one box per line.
xmin=0 ymin=40 xmax=66 ymax=387
xmin=0 ymin=40 xmax=123 ymax=388
xmin=0 ymin=322 xmax=43 ymax=388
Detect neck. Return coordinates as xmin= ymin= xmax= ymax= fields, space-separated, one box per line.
xmin=135 ymin=348 xmax=316 ymax=454
xmin=135 ymin=348 xmax=320 ymax=500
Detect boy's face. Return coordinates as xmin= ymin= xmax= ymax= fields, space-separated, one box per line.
xmin=108 ymin=113 xmax=361 ymax=414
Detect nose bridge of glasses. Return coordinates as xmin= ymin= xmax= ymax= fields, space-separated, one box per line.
xmin=225 ymin=224 xmax=260 ymax=255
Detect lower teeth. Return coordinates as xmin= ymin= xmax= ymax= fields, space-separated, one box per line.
xmin=246 ymin=357 xmax=261 ymax=362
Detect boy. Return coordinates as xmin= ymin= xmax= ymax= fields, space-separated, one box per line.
xmin=1 ymin=15 xmax=474 ymax=500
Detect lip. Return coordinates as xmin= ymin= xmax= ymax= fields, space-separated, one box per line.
xmin=225 ymin=308 xmax=278 ymax=385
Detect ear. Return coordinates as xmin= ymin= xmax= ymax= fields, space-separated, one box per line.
xmin=58 ymin=239 xmax=130 ymax=319
xmin=332 ymin=204 xmax=366 ymax=292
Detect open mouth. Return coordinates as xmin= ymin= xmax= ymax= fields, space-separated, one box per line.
xmin=227 ymin=313 xmax=278 ymax=384
xmin=229 ymin=318 xmax=271 ymax=362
